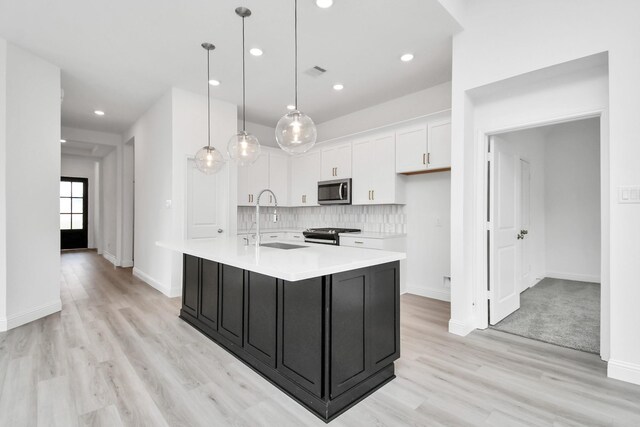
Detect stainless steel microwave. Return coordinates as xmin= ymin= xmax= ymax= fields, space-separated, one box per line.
xmin=318 ymin=178 xmax=352 ymax=205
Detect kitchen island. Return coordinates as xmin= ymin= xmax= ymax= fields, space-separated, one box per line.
xmin=158 ymin=237 xmax=405 ymax=422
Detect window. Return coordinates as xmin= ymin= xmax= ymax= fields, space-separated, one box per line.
xmin=60 ymin=179 xmax=85 ymax=230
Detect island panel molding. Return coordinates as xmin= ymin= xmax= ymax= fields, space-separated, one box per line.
xmin=177 ymin=252 xmax=401 ymax=421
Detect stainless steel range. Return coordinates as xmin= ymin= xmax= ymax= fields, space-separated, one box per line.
xmin=303 ymin=227 xmax=361 ymax=245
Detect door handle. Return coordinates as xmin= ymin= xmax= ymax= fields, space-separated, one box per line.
xmin=218 ymin=229 xmax=223 ymax=233
xmin=517 ymin=229 xmax=528 ymax=240
xmin=338 ymin=183 xmax=345 ymax=200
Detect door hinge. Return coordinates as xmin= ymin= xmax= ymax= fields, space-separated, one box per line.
xmin=485 ymin=221 xmax=493 ymax=230
xmin=487 ymin=153 xmax=494 ymax=162
xmin=487 ymin=290 xmax=491 ymax=299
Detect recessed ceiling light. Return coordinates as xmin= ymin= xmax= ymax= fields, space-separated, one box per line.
xmin=287 ymin=104 xmax=296 ymax=110
xmin=333 ymin=83 xmax=344 ymax=91
xmin=400 ymin=53 xmax=414 ymax=62
xmin=249 ymin=48 xmax=263 ymax=56
xmin=60 ymin=139 xmax=66 ymax=143
xmin=94 ymin=110 xmax=105 ymax=116
xmin=208 ymin=79 xmax=220 ymax=86
xmin=316 ymin=0 xmax=333 ymax=8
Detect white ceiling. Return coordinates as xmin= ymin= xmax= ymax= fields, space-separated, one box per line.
xmin=0 ymin=0 xmax=459 ymax=134
xmin=61 ymin=140 xmax=114 ymax=159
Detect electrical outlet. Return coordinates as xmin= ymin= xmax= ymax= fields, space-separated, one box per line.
xmin=618 ymin=186 xmax=640 ymax=204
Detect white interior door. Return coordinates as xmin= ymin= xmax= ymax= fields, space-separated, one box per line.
xmin=489 ymin=137 xmax=521 ymax=324
xmin=186 ymin=159 xmax=225 ymax=239
xmin=519 ymin=159 xmax=531 ymax=291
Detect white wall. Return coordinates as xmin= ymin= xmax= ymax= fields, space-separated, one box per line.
xmin=448 ymin=0 xmax=640 ymax=384
xmin=61 ymin=155 xmax=99 ymax=248
xmin=405 ymin=172 xmax=451 ymax=300
xmin=545 ymin=119 xmax=600 ymax=282
xmin=1 ymin=41 xmax=61 ymax=330
xmin=124 ymin=88 xmax=237 ymax=297
xmin=101 ymin=149 xmax=118 ymax=262
xmin=316 ymin=82 xmax=452 ymax=142
xmin=122 ymin=141 xmax=134 ymax=266
xmin=0 ymin=39 xmax=7 ymax=325
xmin=242 ymin=120 xmax=278 ymax=148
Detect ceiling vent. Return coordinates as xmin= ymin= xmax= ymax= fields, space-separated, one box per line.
xmin=305 ymin=66 xmax=327 ymax=77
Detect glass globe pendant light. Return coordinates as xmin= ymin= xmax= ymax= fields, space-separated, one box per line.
xmin=194 ymin=43 xmax=226 ymax=175
xmin=276 ymin=0 xmax=317 ymax=154
xmin=227 ymin=7 xmax=261 ymax=166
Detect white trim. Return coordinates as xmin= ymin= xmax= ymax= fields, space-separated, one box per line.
xmin=448 ymin=318 xmax=475 ymax=336
xmin=120 ymin=259 xmax=134 ymax=268
xmin=132 ymin=267 xmax=181 ymax=298
xmin=545 ymin=271 xmax=601 ymax=284
xmin=406 ymin=286 xmax=451 ymax=302
xmin=608 ymin=359 xmax=640 ymax=386
xmin=0 ymin=299 xmax=62 ymax=331
xmin=103 ymin=251 xmax=118 ymax=266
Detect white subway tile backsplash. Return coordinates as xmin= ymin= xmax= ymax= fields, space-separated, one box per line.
xmin=237 ymin=205 xmax=406 ymax=233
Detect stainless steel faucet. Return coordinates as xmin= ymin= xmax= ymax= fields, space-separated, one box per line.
xmin=255 ymin=189 xmax=278 ymax=246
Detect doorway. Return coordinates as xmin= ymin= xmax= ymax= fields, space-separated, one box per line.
xmin=487 ymin=118 xmax=602 ymax=354
xmin=60 ymin=176 xmax=89 ymax=249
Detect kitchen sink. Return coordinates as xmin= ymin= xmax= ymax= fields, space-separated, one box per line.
xmin=260 ymin=242 xmax=308 ymax=250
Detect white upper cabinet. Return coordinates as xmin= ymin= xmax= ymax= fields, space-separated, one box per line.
xmin=268 ymin=152 xmax=289 ymax=207
xmin=237 ymin=149 xmax=289 ymax=207
xmin=320 ymin=143 xmax=352 ymax=181
xmin=395 ymin=114 xmax=451 ymax=174
xmin=352 ymin=131 xmax=404 ymax=205
xmin=291 ymin=150 xmax=321 ymax=206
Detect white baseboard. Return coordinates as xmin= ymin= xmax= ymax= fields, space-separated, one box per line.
xmin=0 ymin=299 xmax=62 ymax=332
xmin=120 ymin=259 xmax=134 ymax=268
xmin=132 ymin=267 xmax=181 ymax=298
xmin=103 ymin=251 xmax=118 ymax=266
xmin=448 ymin=318 xmax=474 ymax=336
xmin=608 ymin=359 xmax=640 ymax=386
xmin=406 ymin=286 xmax=451 ymax=302
xmin=546 ymin=271 xmax=600 ymax=283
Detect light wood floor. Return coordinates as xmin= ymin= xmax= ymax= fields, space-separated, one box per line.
xmin=1 ymin=251 xmax=639 ymax=426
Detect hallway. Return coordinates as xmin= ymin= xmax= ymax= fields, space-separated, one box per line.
xmin=0 ymin=252 xmax=638 ymax=426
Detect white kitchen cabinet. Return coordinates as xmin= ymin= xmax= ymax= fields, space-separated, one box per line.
xmin=352 ymin=131 xmax=404 ymax=205
xmin=238 ymin=150 xmax=290 ymax=207
xmin=268 ymin=152 xmax=289 ymax=206
xmin=320 ymin=142 xmax=352 ymax=181
xmin=395 ymin=116 xmax=451 ymax=174
xmin=291 ymin=151 xmax=321 ymax=206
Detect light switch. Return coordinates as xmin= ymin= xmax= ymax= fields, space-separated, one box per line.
xmin=618 ymin=186 xmax=640 ymax=203
xmin=165 ymin=199 xmax=172 ymax=208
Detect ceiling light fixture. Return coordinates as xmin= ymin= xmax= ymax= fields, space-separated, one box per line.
xmin=208 ymin=79 xmax=221 ymax=86
xmin=316 ymin=0 xmax=333 ymax=8
xmin=94 ymin=110 xmax=105 ymax=116
xmin=227 ymin=7 xmax=261 ymax=166
xmin=333 ymin=83 xmax=344 ymax=91
xmin=275 ymin=0 xmax=317 ymax=154
xmin=400 ymin=53 xmax=414 ymax=62
xmin=286 ymin=104 xmax=296 ymax=110
xmin=194 ymin=43 xmax=226 ymax=175
xmin=60 ymin=139 xmax=66 ymax=143
xmin=249 ymin=48 xmax=263 ymax=56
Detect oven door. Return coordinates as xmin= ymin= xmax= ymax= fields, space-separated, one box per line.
xmin=317 ymin=179 xmax=351 ymax=205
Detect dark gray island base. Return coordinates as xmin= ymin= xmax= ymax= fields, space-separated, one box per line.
xmin=179 ymin=254 xmax=400 ymax=422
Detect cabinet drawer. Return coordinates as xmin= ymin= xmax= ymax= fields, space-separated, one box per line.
xmin=262 ymin=233 xmax=284 ymax=241
xmin=339 ymin=236 xmax=384 ymax=250
xmin=287 ymin=232 xmax=304 ymax=241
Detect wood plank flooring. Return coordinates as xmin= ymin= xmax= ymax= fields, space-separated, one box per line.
xmin=1 ymin=251 xmax=639 ymax=426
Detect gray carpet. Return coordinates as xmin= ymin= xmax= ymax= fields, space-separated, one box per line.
xmin=492 ymin=278 xmax=600 ymax=354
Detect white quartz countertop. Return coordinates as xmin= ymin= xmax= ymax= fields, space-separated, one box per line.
xmin=339 ymin=231 xmax=406 ymax=239
xmin=157 ymin=237 xmax=406 ymax=282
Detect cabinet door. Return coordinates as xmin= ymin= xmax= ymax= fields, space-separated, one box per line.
xmin=352 ymin=138 xmax=374 ymax=205
xmin=182 ymin=255 xmax=199 ymax=318
xmin=248 ymin=154 xmax=270 ymax=203
xmin=199 ymin=259 xmax=219 ymax=330
xmin=427 ymin=120 xmax=451 ymax=170
xmin=237 ymin=166 xmax=251 ymax=206
xmin=371 ymin=132 xmax=397 ymax=204
xmin=278 ymin=277 xmax=324 ymax=398
xmin=321 ymin=143 xmax=352 ymax=180
xmin=330 ymin=268 xmax=369 ymax=398
xmin=367 ymin=262 xmax=400 ymax=372
xmin=395 ymin=124 xmax=428 ymax=173
xmin=304 ymin=151 xmax=321 ymax=206
xmin=290 ymin=155 xmax=305 ymax=207
xmin=218 ymin=265 xmax=244 ymax=346
xmin=244 ymin=272 xmax=277 ymax=367
xmin=269 ymin=153 xmax=289 ymax=206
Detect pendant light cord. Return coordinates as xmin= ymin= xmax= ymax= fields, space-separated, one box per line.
xmin=206 ymin=48 xmax=211 ymax=149
xmin=242 ymin=16 xmax=246 ymax=132
xmin=294 ymin=0 xmax=298 ymax=110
